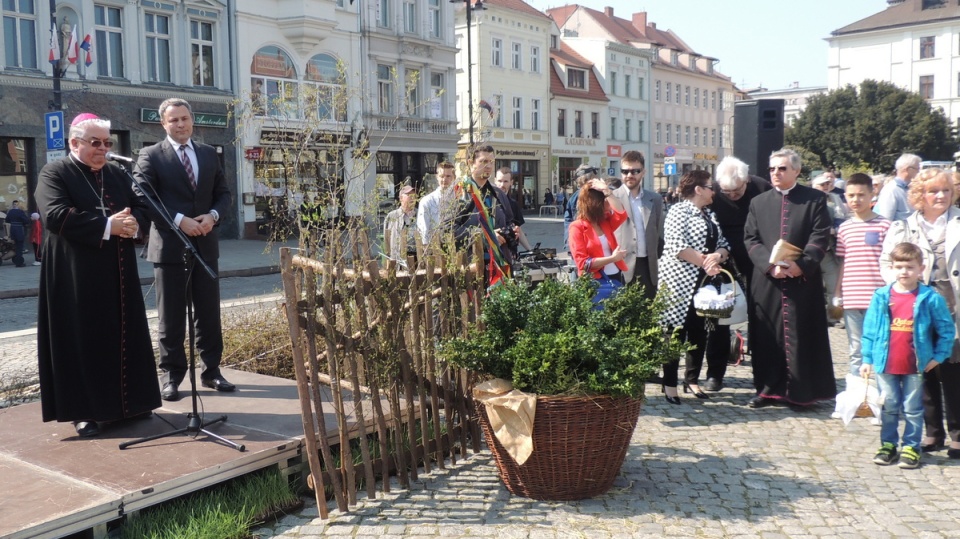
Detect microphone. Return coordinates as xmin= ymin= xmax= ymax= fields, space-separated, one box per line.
xmin=105 ymin=152 xmax=135 ymax=164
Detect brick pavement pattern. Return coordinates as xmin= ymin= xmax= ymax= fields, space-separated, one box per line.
xmin=255 ymin=327 xmax=960 ymax=539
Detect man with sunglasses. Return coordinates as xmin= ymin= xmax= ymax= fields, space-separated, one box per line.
xmin=743 ymin=148 xmax=836 ymax=409
xmin=610 ymin=151 xmax=663 ymax=299
xmin=34 ymin=113 xmax=160 ymax=437
xmin=136 ymin=98 xmax=234 ymax=401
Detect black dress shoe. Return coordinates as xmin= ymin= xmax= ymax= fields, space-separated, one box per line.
xmin=201 ymin=375 xmax=236 ymax=392
xmin=948 ymin=448 xmax=960 ymax=459
xmin=921 ymin=439 xmax=945 ymax=452
xmin=73 ymin=421 xmax=100 ymax=437
xmin=703 ymin=377 xmax=723 ymax=392
xmin=160 ymin=382 xmax=180 ymax=401
xmin=747 ymin=396 xmax=777 ymax=409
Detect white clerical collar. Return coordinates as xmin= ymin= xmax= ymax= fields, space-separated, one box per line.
xmin=774 ymin=185 xmax=795 ymax=195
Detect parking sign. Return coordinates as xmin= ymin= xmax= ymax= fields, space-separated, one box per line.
xmin=45 ymin=111 xmax=65 ymax=151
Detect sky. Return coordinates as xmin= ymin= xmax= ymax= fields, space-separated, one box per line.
xmin=525 ymin=0 xmax=887 ymax=90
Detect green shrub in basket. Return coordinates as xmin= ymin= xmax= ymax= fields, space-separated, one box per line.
xmin=439 ymin=278 xmax=688 ymax=399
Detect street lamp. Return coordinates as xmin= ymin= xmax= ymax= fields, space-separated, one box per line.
xmin=453 ymin=0 xmax=486 ymax=146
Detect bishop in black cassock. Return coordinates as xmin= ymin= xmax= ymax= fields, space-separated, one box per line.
xmin=35 ymin=114 xmax=160 ymax=437
xmin=743 ymin=150 xmax=837 ymax=407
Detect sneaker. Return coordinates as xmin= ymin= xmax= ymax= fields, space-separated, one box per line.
xmin=873 ymin=442 xmax=898 ymax=465
xmin=32 ymin=261 xmax=41 ymax=266
xmin=898 ymin=446 xmax=921 ymax=469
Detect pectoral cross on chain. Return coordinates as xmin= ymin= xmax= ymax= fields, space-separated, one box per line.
xmin=95 ymin=202 xmax=110 ymax=216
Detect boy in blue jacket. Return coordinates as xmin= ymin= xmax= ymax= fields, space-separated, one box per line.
xmin=860 ymin=242 xmax=955 ymax=469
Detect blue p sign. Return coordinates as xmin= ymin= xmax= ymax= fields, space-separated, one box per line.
xmin=45 ymin=111 xmax=65 ymax=151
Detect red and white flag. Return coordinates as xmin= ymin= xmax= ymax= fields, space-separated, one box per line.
xmin=48 ymin=22 xmax=60 ymax=65
xmin=66 ymin=25 xmax=79 ymax=64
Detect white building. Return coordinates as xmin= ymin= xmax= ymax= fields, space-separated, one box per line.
xmin=547 ymin=5 xmax=734 ymax=192
xmin=828 ymin=0 xmax=960 ymax=126
xmin=746 ymin=83 xmax=827 ymax=126
xmin=454 ymin=0 xmax=552 ymax=210
xmin=548 ymin=40 xmax=610 ymax=189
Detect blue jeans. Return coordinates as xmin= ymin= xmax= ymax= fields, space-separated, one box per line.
xmin=844 ymin=309 xmax=866 ymax=378
xmin=877 ymin=372 xmax=924 ymax=451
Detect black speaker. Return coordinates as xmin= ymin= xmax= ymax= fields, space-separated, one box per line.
xmin=734 ymin=99 xmax=785 ymax=182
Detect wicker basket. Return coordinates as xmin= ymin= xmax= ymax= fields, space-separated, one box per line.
xmin=694 ymin=268 xmax=737 ymax=319
xmin=476 ymin=395 xmax=642 ymax=501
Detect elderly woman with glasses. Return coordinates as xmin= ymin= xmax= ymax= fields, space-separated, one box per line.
xmin=658 ymin=170 xmax=730 ymax=403
xmin=880 ymin=168 xmax=960 ymax=459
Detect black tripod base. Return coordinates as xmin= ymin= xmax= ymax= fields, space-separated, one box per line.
xmin=119 ymin=414 xmax=246 ymax=452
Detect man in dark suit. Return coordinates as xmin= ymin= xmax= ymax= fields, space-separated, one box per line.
xmin=135 ymin=98 xmax=234 ymax=401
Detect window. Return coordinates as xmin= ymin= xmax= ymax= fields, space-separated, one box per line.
xmin=305 ymin=53 xmax=346 ymax=121
xmin=251 ymin=46 xmax=299 ymax=118
xmin=428 ymin=0 xmax=440 ymax=38
xmin=403 ymin=0 xmax=416 ymax=33
xmin=670 ymin=50 xmax=678 ymax=65
xmin=190 ymin=20 xmax=215 ymax=87
xmin=531 ymin=98 xmax=540 ymax=130
xmin=3 ymin=0 xmax=37 ymax=69
xmin=639 ymin=77 xmax=645 ymax=100
xmin=378 ymin=64 xmax=394 ymax=114
xmin=491 ymin=38 xmax=502 ymax=67
xmin=638 ymin=120 xmax=644 ymax=142
xmin=512 ymin=96 xmax=522 ymax=128
xmin=429 ymin=72 xmax=444 ymax=119
xmin=694 ymin=127 xmax=699 ymax=146
xmin=656 ymin=123 xmax=661 ymax=144
xmin=666 ymin=83 xmax=672 ymax=103
xmin=625 ymin=119 xmax=632 ymax=142
xmin=711 ymin=128 xmax=716 ymax=147
xmin=676 ymin=85 xmax=681 ymax=105
xmin=610 ymin=117 xmax=617 ymax=140
xmin=377 ymin=0 xmax=390 ymax=28
xmin=95 ymin=4 xmax=124 ymax=78
xmin=574 ymin=110 xmax=583 ymax=137
xmin=685 ymin=126 xmax=690 ymax=145
xmin=684 ymin=86 xmax=690 ymax=106
xmin=666 ymin=123 xmax=672 ymax=144
xmin=694 ymin=88 xmax=699 ymax=108
xmin=494 ymin=94 xmax=503 ymax=127
xmin=720 ymin=125 xmax=726 ymax=148
xmin=568 ymin=68 xmax=586 ymax=89
xmin=703 ymin=88 xmax=708 ymax=108
xmin=610 ymin=71 xmax=617 ymax=95
xmin=625 ymin=75 xmax=631 ymax=98
xmin=145 ymin=13 xmax=171 ymax=83
xmin=405 ymin=68 xmax=420 ymax=115
xmin=920 ymin=36 xmax=935 ymax=59
xmin=511 ymin=42 xmax=521 ymax=70
xmin=557 ymin=108 xmax=566 ymax=136
xmin=591 ymin=112 xmax=599 ymax=138
xmin=530 ymin=46 xmax=540 ymax=73
xmin=920 ymin=75 xmax=934 ymax=99
xmin=550 ymin=34 xmax=558 ymax=49
xmin=719 ymin=92 xmax=724 ymax=110
xmin=655 ymin=80 xmax=661 ymax=101
xmin=675 ymin=124 xmax=680 ymax=142
xmin=712 ymin=91 xmax=717 ymax=109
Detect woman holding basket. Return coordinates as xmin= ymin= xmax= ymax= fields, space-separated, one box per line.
xmin=658 ymin=170 xmax=731 ymax=403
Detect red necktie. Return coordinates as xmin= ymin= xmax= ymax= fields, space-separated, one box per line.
xmin=180 ymin=144 xmax=196 ymax=190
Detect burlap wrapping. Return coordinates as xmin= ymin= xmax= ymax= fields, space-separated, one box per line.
xmin=472 ymin=378 xmax=537 ymax=465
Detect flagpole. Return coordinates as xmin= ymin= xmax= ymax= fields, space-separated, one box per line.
xmin=49 ymin=0 xmax=61 ymax=111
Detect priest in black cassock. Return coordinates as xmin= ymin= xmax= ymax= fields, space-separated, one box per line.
xmin=35 ymin=113 xmax=160 ymax=438
xmin=743 ymin=148 xmax=837 ymax=408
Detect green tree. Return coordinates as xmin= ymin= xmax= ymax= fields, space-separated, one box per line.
xmin=785 ymin=80 xmax=957 ymax=173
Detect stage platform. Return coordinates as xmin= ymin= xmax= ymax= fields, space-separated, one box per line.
xmin=0 ymin=368 xmax=369 ymax=539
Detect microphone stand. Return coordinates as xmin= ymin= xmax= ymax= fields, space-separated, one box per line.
xmin=114 ymin=160 xmax=244 ymax=452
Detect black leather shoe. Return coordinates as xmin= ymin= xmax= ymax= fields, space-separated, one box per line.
xmin=201 ymin=375 xmax=236 ymax=392
xmin=747 ymin=396 xmax=777 ymax=409
xmin=160 ymin=382 xmax=180 ymax=401
xmin=73 ymin=421 xmax=100 ymax=437
xmin=703 ymin=377 xmax=723 ymax=392
xmin=921 ymin=439 xmax=945 ymax=452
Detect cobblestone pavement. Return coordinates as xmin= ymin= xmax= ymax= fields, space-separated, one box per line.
xmin=254 ymin=326 xmax=960 ymax=539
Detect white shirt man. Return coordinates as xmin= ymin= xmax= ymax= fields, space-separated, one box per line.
xmin=610 ymin=151 xmax=663 ymax=299
xmin=417 ymin=162 xmax=457 ymax=245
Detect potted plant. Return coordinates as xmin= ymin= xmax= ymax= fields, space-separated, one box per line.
xmin=439 ymin=278 xmax=687 ymax=500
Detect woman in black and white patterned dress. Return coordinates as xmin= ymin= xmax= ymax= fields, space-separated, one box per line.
xmin=659 ymin=170 xmax=730 ymax=404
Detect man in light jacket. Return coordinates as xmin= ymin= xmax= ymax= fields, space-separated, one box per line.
xmin=611 ymin=150 xmax=664 ymax=300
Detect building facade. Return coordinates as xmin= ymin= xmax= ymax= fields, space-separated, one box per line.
xmin=746 ymin=83 xmax=827 ymax=127
xmin=547 ymin=6 xmax=734 ymax=193
xmin=828 ymin=0 xmax=960 ymax=127
xmin=0 ymin=0 xmax=238 ymax=236
xmin=454 ymin=0 xmax=552 ymax=211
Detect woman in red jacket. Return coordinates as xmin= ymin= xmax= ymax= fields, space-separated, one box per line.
xmin=569 ymin=178 xmax=628 ymax=306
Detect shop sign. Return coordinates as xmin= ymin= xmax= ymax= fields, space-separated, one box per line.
xmin=607 ymin=145 xmax=621 ymax=158
xmin=140 ymin=108 xmax=228 ymax=128
xmin=564 ymin=137 xmax=596 ymax=146
xmin=693 ymin=153 xmax=719 ymax=161
xmin=497 ymin=149 xmax=539 ymax=157
xmin=245 ymin=147 xmax=264 ymax=160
